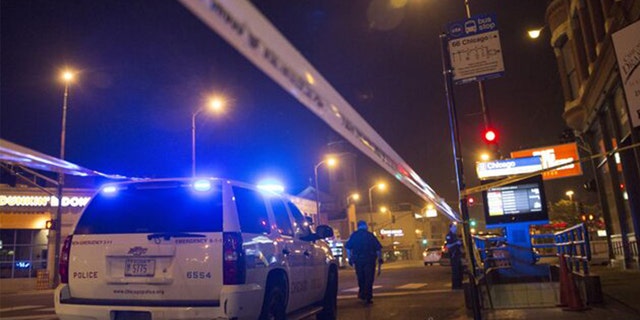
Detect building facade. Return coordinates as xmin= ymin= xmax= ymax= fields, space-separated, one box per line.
xmin=0 ymin=185 xmax=94 ymax=292
xmin=353 ymin=203 xmax=449 ymax=261
xmin=546 ymin=0 xmax=640 ymax=268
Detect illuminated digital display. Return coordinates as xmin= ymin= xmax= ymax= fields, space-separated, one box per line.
xmin=482 ymin=175 xmax=549 ymax=226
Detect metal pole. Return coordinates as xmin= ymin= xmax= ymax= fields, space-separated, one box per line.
xmin=440 ymin=32 xmax=482 ymax=319
xmin=191 ymin=111 xmax=197 ymax=177
xmin=464 ymin=0 xmax=496 ymax=158
xmin=314 ymin=161 xmax=323 ymax=225
xmin=368 ymin=186 xmax=374 ymax=231
xmin=53 ymin=81 xmax=70 ymax=287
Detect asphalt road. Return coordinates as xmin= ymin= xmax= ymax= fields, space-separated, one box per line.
xmin=336 ymin=259 xmax=466 ymax=320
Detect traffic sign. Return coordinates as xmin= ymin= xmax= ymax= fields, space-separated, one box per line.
xmin=446 ymin=13 xmax=505 ymax=84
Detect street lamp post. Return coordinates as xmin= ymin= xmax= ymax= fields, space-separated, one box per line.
xmin=368 ymin=183 xmax=386 ymax=231
xmin=191 ymin=97 xmax=224 ymax=177
xmin=345 ymin=193 xmax=360 ymax=234
xmin=53 ymin=70 xmax=74 ymax=287
xmin=314 ymin=156 xmax=337 ymax=225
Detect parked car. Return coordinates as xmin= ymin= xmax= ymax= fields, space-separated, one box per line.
xmin=422 ymin=247 xmax=443 ymax=266
xmin=54 ymin=178 xmax=339 ymax=320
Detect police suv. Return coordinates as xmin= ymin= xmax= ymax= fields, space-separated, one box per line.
xmin=54 ymin=178 xmax=338 ymax=320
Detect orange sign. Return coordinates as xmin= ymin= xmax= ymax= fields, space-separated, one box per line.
xmin=510 ymin=142 xmax=582 ymax=180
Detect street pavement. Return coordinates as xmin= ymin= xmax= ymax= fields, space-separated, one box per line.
xmin=2 ymin=260 xmax=639 ymax=319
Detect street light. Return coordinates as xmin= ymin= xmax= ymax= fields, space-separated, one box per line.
xmin=368 ymin=182 xmax=386 ymax=229
xmin=53 ymin=69 xmax=75 ymax=287
xmin=346 ymin=192 xmax=360 ymax=204
xmin=565 ymin=190 xmax=575 ymax=201
xmin=527 ymin=26 xmax=545 ymax=39
xmin=425 ymin=204 xmax=438 ymax=218
xmin=191 ymin=97 xmax=225 ymax=176
xmin=314 ymin=156 xmax=338 ymax=225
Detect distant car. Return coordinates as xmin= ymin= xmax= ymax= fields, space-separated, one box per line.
xmin=422 ymin=247 xmax=442 ymax=266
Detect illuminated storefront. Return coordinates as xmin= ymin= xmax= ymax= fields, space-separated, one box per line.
xmin=0 ymin=186 xmax=94 ymax=285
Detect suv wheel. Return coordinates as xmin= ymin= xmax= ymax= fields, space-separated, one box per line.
xmin=317 ymin=268 xmax=337 ymax=320
xmin=260 ymin=280 xmax=286 ymax=320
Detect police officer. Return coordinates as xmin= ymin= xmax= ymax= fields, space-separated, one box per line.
xmin=345 ymin=220 xmax=382 ymax=304
xmin=445 ymin=222 xmax=463 ymax=289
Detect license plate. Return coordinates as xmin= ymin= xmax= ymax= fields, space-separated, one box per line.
xmin=125 ymin=259 xmax=155 ymax=277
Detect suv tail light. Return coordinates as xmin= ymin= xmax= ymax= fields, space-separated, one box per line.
xmin=59 ymin=235 xmax=73 ymax=284
xmin=223 ymin=232 xmax=245 ymax=285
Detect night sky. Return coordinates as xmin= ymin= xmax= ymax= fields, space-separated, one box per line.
xmin=1 ymin=0 xmax=587 ymax=214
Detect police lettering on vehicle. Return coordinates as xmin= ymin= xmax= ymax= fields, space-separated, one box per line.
xmin=73 ymin=271 xmax=98 ymax=279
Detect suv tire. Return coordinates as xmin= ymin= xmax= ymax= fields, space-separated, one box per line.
xmin=317 ymin=268 xmax=337 ymax=320
xmin=259 ymin=279 xmax=286 ymax=320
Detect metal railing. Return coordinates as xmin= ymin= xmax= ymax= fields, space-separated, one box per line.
xmin=611 ymin=233 xmax=638 ymax=261
xmin=554 ymin=223 xmax=591 ymax=275
xmin=472 ymin=235 xmax=512 ymax=273
xmin=531 ymin=233 xmax=557 ymax=259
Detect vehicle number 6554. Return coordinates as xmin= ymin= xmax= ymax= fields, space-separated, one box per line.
xmin=186 ymin=271 xmax=212 ymax=279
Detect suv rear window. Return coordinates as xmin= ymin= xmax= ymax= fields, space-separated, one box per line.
xmin=232 ymin=187 xmax=270 ymax=234
xmin=74 ymin=183 xmax=223 ymax=234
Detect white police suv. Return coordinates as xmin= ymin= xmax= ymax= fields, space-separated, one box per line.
xmin=54 ymin=178 xmax=338 ymax=320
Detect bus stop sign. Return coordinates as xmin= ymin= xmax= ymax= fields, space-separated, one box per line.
xmin=447 ymin=13 xmax=505 ymax=84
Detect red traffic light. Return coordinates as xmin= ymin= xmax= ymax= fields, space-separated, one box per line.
xmin=483 ymin=129 xmax=497 ymax=143
xmin=467 ymin=197 xmax=475 ymax=206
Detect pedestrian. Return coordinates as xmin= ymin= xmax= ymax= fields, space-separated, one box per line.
xmin=345 ymin=220 xmax=383 ymax=304
xmin=445 ymin=222 xmax=463 ymax=289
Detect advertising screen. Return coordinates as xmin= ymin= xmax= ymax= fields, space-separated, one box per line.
xmin=482 ymin=175 xmax=548 ymax=226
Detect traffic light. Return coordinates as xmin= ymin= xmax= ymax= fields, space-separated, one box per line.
xmin=467 ymin=197 xmax=475 ymax=206
xmin=470 ymin=219 xmax=477 ymax=227
xmin=483 ymin=128 xmax=498 ymax=144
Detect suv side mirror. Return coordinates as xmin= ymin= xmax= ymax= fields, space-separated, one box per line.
xmin=315 ymin=225 xmax=334 ymax=239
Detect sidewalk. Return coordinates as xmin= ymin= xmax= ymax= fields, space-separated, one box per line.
xmin=591 ymin=264 xmax=640 ymax=314
xmin=478 ymin=264 xmax=640 ymax=319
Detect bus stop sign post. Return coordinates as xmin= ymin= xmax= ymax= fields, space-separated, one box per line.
xmin=440 ymin=32 xmax=482 ymax=319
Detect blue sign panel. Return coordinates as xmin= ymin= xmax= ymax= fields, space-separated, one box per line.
xmin=447 ymin=13 xmax=498 ymax=38
xmin=476 ymin=156 xmax=543 ymax=179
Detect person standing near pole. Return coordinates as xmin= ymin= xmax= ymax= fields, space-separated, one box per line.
xmin=345 ymin=220 xmax=383 ymax=305
xmin=446 ymin=222 xmax=463 ymax=290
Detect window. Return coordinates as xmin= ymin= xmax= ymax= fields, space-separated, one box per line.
xmin=287 ymin=202 xmax=312 ymax=238
xmin=233 ymin=187 xmax=270 ymax=234
xmin=75 ymin=182 xmax=223 ymax=234
xmin=271 ymin=198 xmax=294 ymax=236
xmin=560 ymin=36 xmax=579 ymax=100
xmin=0 ymin=229 xmax=48 ymax=279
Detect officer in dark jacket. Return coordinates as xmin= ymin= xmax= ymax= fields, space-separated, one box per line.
xmin=345 ymin=220 xmax=382 ymax=304
xmin=445 ymin=222 xmax=463 ymax=289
